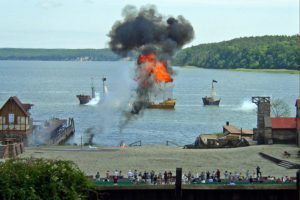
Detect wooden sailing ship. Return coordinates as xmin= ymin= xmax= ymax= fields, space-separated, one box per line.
xmin=147 ymin=86 xmax=176 ymax=109
xmin=76 ymin=78 xmax=95 ymax=104
xmin=202 ymin=80 xmax=220 ymax=106
xmin=147 ymin=98 xmax=176 ymax=109
xmin=76 ymin=77 xmax=107 ymax=104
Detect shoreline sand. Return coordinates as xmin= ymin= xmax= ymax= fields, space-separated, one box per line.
xmin=19 ymin=144 xmax=299 ymax=179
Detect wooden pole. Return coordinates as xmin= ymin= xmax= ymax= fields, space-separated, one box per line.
xmin=297 ymin=171 xmax=299 ymax=200
xmin=175 ymin=168 xmax=182 ymax=200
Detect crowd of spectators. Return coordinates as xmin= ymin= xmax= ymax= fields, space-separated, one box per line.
xmin=93 ymin=166 xmax=295 ymax=185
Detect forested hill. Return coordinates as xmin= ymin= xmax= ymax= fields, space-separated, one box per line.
xmin=0 ymin=48 xmax=134 ymax=61
xmin=174 ymin=35 xmax=299 ymax=70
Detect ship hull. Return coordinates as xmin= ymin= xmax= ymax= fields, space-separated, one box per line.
xmin=147 ymin=99 xmax=176 ymax=109
xmin=76 ymin=95 xmax=91 ymax=104
xmin=202 ymin=97 xmax=220 ymax=106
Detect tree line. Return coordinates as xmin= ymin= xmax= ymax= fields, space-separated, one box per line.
xmin=0 ymin=35 xmax=298 ymax=69
xmin=174 ymin=35 xmax=299 ymax=70
xmin=0 ymin=48 xmax=136 ymax=61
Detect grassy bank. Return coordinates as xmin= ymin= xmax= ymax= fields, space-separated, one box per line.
xmin=228 ymin=68 xmax=299 ymax=74
xmin=179 ymin=66 xmax=299 ymax=74
xmin=180 ymin=65 xmax=199 ymax=69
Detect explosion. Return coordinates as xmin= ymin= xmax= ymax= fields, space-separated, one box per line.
xmin=137 ymin=53 xmax=173 ymax=89
xmin=108 ymin=4 xmax=194 ymax=116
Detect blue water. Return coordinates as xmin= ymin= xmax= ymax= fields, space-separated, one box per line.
xmin=0 ymin=61 xmax=298 ymax=145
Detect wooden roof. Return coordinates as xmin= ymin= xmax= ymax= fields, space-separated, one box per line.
xmin=200 ymin=134 xmax=218 ymax=145
xmin=0 ymin=96 xmax=33 ymax=116
xmin=223 ymin=125 xmax=253 ymax=135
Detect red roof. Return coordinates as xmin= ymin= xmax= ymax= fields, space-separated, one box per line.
xmin=271 ymin=117 xmax=296 ymax=129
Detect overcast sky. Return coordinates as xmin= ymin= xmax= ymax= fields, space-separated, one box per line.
xmin=0 ymin=0 xmax=298 ymax=49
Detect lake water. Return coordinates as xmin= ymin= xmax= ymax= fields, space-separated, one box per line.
xmin=0 ymin=61 xmax=298 ymax=146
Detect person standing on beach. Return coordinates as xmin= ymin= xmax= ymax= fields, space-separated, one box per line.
xmin=256 ymin=166 xmax=261 ymax=177
xmin=168 ymin=171 xmax=172 ymax=184
xmin=253 ymin=172 xmax=257 ymax=181
xmin=206 ymin=171 xmax=210 ymax=180
xmin=153 ymin=174 xmax=158 ymax=185
xmin=134 ymin=169 xmax=138 ymax=179
xmin=194 ymin=172 xmax=199 ymax=182
xmin=150 ymin=170 xmax=155 ymax=183
xmin=200 ymin=171 xmax=205 ymax=181
xmin=95 ymin=172 xmax=100 ymax=181
xmin=158 ymin=172 xmax=163 ymax=184
xmin=224 ymin=171 xmax=229 ymax=184
xmin=113 ymin=170 xmax=119 ymax=185
xmin=164 ymin=171 xmax=168 ymax=184
xmin=246 ymin=170 xmax=250 ymax=180
xmin=216 ymin=169 xmax=221 ymax=182
xmin=114 ymin=170 xmax=119 ymax=177
xmin=106 ymin=170 xmax=110 ymax=181
xmin=187 ymin=171 xmax=192 ymax=182
xmin=229 ymin=172 xmax=233 ymax=183
xmin=128 ymin=170 xmax=133 ymax=181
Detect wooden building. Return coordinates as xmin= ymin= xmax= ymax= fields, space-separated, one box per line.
xmin=270 ymin=117 xmax=297 ymax=144
xmin=252 ymin=97 xmax=300 ymax=145
xmin=223 ymin=122 xmax=254 ymax=139
xmin=0 ymin=96 xmax=33 ymax=146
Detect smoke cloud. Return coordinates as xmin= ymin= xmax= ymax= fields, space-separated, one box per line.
xmin=109 ymin=5 xmax=194 ymax=57
xmin=108 ymin=4 xmax=194 ymax=124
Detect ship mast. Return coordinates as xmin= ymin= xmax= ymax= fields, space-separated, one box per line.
xmin=102 ymin=76 xmax=107 ymax=97
xmin=91 ymin=77 xmax=95 ymax=98
xmin=211 ymin=80 xmax=217 ymax=101
xmin=163 ymin=82 xmax=166 ymax=101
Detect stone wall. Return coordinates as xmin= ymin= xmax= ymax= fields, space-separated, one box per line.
xmin=272 ymin=129 xmax=297 ymax=144
xmin=257 ymin=102 xmax=270 ymax=144
xmin=92 ymin=184 xmax=297 ymax=200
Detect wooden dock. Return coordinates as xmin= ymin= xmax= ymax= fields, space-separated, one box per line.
xmin=47 ymin=118 xmax=75 ymax=145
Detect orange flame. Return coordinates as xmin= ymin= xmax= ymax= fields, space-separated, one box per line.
xmin=137 ymin=53 xmax=173 ymax=88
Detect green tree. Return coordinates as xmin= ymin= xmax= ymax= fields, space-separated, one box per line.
xmin=0 ymin=157 xmax=93 ymax=200
xmin=271 ymin=98 xmax=291 ymax=117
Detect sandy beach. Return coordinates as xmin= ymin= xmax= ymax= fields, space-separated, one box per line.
xmin=19 ymin=144 xmax=299 ymax=179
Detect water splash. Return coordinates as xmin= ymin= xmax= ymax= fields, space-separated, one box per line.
xmin=237 ymin=100 xmax=256 ymax=111
xmin=85 ymin=92 xmax=100 ymax=106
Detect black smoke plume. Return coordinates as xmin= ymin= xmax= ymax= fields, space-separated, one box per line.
xmin=108 ymin=5 xmax=194 ymax=120
xmin=109 ymin=5 xmax=194 ymax=57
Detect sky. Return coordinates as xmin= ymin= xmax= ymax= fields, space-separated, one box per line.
xmin=0 ymin=0 xmax=298 ymax=49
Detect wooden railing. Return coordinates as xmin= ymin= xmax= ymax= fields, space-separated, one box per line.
xmin=129 ymin=140 xmax=142 ymax=147
xmin=166 ymin=140 xmax=180 ymax=147
xmin=0 ymin=145 xmax=8 ymax=159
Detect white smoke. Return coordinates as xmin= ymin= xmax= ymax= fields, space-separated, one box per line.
xmin=85 ymin=92 xmax=101 ymax=106
xmin=236 ymin=100 xmax=256 ymax=112
xmin=91 ymin=66 xmax=136 ymax=144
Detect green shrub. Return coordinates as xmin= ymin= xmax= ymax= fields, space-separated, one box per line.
xmin=0 ymin=157 xmax=93 ymax=200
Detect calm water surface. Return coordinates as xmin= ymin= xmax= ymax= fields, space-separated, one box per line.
xmin=0 ymin=61 xmax=298 ymax=145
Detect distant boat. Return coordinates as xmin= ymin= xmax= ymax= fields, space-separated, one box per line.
xmin=202 ymin=80 xmax=220 ymax=106
xmin=147 ymin=84 xmax=176 ymax=109
xmin=76 ymin=78 xmax=95 ymax=104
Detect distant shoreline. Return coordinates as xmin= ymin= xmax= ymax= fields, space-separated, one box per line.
xmin=180 ymin=66 xmax=299 ymax=74
xmin=229 ymin=68 xmax=299 ymax=74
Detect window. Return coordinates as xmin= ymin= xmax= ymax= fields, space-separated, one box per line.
xmin=8 ymin=113 xmax=14 ymax=124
